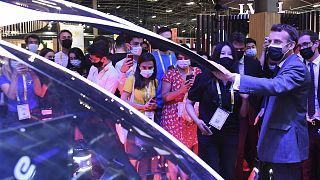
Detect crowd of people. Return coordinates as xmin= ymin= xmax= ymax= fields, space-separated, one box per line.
xmin=0 ymin=24 xmax=319 ymax=180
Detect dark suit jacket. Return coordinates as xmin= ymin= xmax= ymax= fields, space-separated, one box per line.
xmin=239 ymin=54 xmax=311 ymax=163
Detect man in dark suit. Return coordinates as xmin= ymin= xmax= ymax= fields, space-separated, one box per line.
xmin=298 ymin=30 xmax=320 ymax=180
xmin=214 ymin=24 xmax=310 ymax=179
xmin=229 ymin=32 xmax=263 ymax=178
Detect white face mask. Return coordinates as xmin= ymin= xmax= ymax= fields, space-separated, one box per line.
xmin=27 ymin=44 xmax=39 ymax=53
xmin=131 ymin=46 xmax=142 ymax=56
xmin=70 ymin=59 xmax=81 ymax=67
xmin=10 ymin=60 xmax=20 ymax=69
xmin=176 ymin=59 xmax=191 ymax=69
xmin=140 ymin=69 xmax=154 ymax=78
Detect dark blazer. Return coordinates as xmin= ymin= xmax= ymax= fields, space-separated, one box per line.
xmin=239 ymin=54 xmax=311 ymax=163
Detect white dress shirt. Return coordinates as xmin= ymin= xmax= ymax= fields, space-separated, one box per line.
xmin=87 ymin=62 xmax=119 ymax=94
xmin=238 ymin=56 xmax=245 ymax=75
xmin=115 ymin=58 xmax=137 ymax=93
xmin=54 ymin=51 xmax=68 ymax=67
xmin=306 ymin=55 xmax=320 ymax=121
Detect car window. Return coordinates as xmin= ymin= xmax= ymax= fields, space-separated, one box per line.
xmin=0 ymin=42 xmax=219 ymax=179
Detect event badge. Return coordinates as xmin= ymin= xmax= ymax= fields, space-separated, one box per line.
xmin=209 ymin=107 xmax=229 ymax=130
xmin=17 ymin=104 xmax=31 ymax=120
xmin=145 ymin=111 xmax=155 ymax=121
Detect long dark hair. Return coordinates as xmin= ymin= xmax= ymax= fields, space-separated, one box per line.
xmin=67 ymin=47 xmax=86 ymax=75
xmin=134 ymin=52 xmax=157 ymax=89
xmin=212 ymin=41 xmax=238 ymax=72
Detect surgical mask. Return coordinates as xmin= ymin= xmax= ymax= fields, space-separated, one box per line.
xmin=176 ymin=59 xmax=191 ymax=69
xmin=61 ymin=39 xmax=72 ymax=49
xmin=300 ymin=47 xmax=315 ymax=60
xmin=140 ymin=69 xmax=154 ymax=78
xmin=236 ymin=51 xmax=245 ymax=61
xmin=216 ymin=57 xmax=235 ymax=72
xmin=246 ymin=48 xmax=257 ymax=58
xmin=131 ymin=46 xmax=142 ymax=56
xmin=70 ymin=59 xmax=81 ymax=67
xmin=10 ymin=60 xmax=20 ymax=69
xmin=268 ymin=44 xmax=290 ymax=62
xmin=27 ymin=44 xmax=39 ymax=53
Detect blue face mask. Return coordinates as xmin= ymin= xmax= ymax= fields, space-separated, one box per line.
xmin=246 ymin=48 xmax=257 ymax=58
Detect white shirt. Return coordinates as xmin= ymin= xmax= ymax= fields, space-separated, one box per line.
xmin=54 ymin=51 xmax=68 ymax=67
xmin=238 ymin=56 xmax=245 ymax=75
xmin=115 ymin=58 xmax=137 ymax=93
xmin=306 ymin=55 xmax=320 ymax=121
xmin=87 ymin=62 xmax=119 ymax=94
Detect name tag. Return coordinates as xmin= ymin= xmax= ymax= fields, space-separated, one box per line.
xmin=145 ymin=111 xmax=155 ymax=121
xmin=17 ymin=104 xmax=31 ymax=120
xmin=41 ymin=109 xmax=53 ymax=116
xmin=209 ymin=108 xmax=229 ymax=130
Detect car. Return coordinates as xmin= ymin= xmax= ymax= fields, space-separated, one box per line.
xmin=0 ymin=0 xmax=222 ymax=179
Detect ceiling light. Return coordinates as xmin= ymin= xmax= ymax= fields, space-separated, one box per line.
xmin=166 ymin=9 xmax=173 ymax=13
xmin=147 ymin=0 xmax=158 ymax=1
xmin=152 ymin=15 xmax=156 ymax=18
xmin=191 ymin=18 xmax=196 ymax=21
xmin=186 ymin=2 xmax=195 ymax=5
xmin=313 ymin=4 xmax=320 ymax=8
xmin=176 ymin=22 xmax=181 ymax=25
xmin=182 ymin=30 xmax=186 ymax=33
xmin=116 ymin=6 xmax=121 ymax=9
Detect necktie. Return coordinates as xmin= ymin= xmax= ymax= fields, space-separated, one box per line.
xmin=308 ymin=62 xmax=315 ymax=117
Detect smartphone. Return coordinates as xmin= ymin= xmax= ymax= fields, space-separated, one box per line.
xmin=127 ymin=54 xmax=134 ymax=61
xmin=186 ymin=74 xmax=194 ymax=81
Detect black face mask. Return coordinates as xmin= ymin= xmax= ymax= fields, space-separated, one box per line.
xmin=48 ymin=58 xmax=54 ymax=62
xmin=61 ymin=39 xmax=72 ymax=49
xmin=236 ymin=51 xmax=244 ymax=61
xmin=268 ymin=46 xmax=285 ymax=62
xmin=300 ymin=47 xmax=315 ymax=60
xmin=216 ymin=57 xmax=235 ymax=72
xmin=93 ymin=61 xmax=103 ymax=68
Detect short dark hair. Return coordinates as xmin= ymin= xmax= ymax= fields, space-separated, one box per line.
xmin=135 ymin=52 xmax=157 ymax=89
xmin=125 ymin=35 xmax=142 ymax=44
xmin=229 ymin=32 xmax=246 ymax=44
xmin=299 ymin=30 xmax=319 ymax=42
xmin=245 ymin=38 xmax=256 ymax=45
xmin=58 ymin=30 xmax=72 ymax=39
xmin=271 ymin=24 xmax=298 ymax=42
xmin=93 ymin=35 xmax=108 ymax=44
xmin=115 ymin=35 xmax=126 ymax=48
xmin=25 ymin=34 xmax=40 ymax=45
xmin=157 ymin=27 xmax=172 ymax=35
xmin=87 ymin=41 xmax=109 ymax=58
xmin=39 ymin=48 xmax=54 ymax=57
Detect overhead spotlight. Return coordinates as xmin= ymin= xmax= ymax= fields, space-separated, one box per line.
xmin=152 ymin=15 xmax=156 ymax=18
xmin=313 ymin=4 xmax=320 ymax=8
xmin=166 ymin=9 xmax=173 ymax=13
xmin=191 ymin=18 xmax=196 ymax=21
xmin=116 ymin=6 xmax=121 ymax=9
xmin=182 ymin=30 xmax=186 ymax=33
xmin=176 ymin=22 xmax=181 ymax=25
xmin=186 ymin=2 xmax=195 ymax=5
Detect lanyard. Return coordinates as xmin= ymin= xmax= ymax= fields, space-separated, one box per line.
xmin=16 ymin=75 xmax=27 ymax=102
xmin=157 ymin=50 xmax=172 ymax=74
xmin=215 ymin=80 xmax=234 ymax=113
xmin=60 ymin=52 xmax=63 ymax=65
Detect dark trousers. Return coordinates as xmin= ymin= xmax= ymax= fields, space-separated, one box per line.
xmin=198 ymin=132 xmax=239 ymax=180
xmin=302 ymin=122 xmax=320 ymax=180
xmin=235 ymin=113 xmax=259 ymax=179
xmin=258 ymin=161 xmax=301 ymax=180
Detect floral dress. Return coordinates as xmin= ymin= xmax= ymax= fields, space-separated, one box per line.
xmin=160 ymin=67 xmax=202 ymax=148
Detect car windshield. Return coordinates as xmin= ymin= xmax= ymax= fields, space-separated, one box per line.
xmin=0 ymin=41 xmax=220 ymax=179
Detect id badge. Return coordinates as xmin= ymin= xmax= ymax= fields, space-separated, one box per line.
xmin=209 ymin=108 xmax=229 ymax=130
xmin=17 ymin=104 xmax=31 ymax=120
xmin=177 ymin=102 xmax=184 ymax=117
xmin=145 ymin=111 xmax=155 ymax=121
